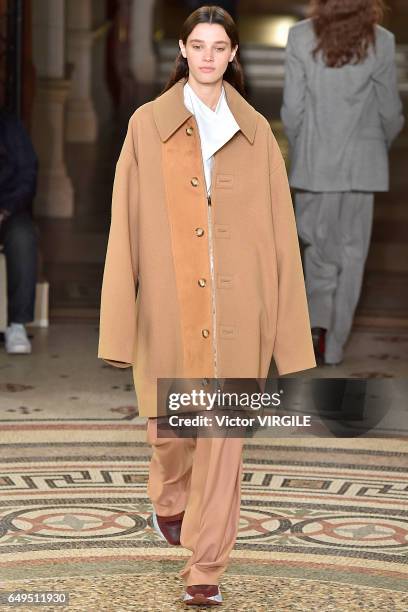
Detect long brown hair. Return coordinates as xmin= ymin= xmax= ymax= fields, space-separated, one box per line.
xmin=310 ymin=0 xmax=386 ymax=68
xmin=160 ymin=5 xmax=245 ymax=96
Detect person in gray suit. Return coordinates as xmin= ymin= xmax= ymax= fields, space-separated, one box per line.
xmin=281 ymin=0 xmax=404 ymax=365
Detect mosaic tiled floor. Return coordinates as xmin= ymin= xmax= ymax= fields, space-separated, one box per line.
xmin=0 ymin=323 xmax=408 ymax=610
xmin=1 ymin=574 xmax=407 ymax=611
xmin=1 ymin=429 xmax=408 ymax=610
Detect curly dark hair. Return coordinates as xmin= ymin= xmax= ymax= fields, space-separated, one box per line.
xmin=310 ymin=0 xmax=386 ymax=68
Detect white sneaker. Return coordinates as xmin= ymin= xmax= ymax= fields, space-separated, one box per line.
xmin=5 ymin=323 xmax=32 ymax=354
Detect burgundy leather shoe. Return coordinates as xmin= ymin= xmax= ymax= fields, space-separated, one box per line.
xmin=151 ymin=510 xmax=184 ymax=546
xmin=312 ymin=327 xmax=326 ymax=364
xmin=183 ymin=584 xmax=222 ymax=606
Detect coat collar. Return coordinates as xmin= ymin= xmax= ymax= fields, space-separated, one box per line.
xmin=152 ymin=77 xmax=257 ymax=144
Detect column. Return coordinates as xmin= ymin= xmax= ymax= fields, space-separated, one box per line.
xmin=129 ymin=0 xmax=156 ymax=83
xmin=65 ymin=0 xmax=98 ymax=142
xmin=31 ymin=0 xmax=74 ymax=217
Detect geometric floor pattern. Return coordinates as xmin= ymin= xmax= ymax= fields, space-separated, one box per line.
xmin=1 ymin=430 xmax=408 ymax=610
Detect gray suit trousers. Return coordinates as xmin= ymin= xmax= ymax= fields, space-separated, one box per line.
xmin=295 ymin=191 xmax=374 ymax=363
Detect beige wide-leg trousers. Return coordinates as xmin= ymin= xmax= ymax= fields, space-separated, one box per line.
xmin=146 ymin=417 xmax=244 ymax=586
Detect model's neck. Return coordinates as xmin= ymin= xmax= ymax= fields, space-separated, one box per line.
xmin=187 ymin=75 xmax=223 ymax=111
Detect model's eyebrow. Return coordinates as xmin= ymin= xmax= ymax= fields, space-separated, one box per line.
xmin=189 ymin=39 xmax=229 ymax=44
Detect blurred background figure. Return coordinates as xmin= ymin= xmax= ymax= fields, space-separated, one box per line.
xmin=0 ymin=107 xmax=38 ymax=354
xmin=281 ymin=0 xmax=405 ymax=366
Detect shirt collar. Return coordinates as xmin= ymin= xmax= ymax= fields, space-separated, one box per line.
xmin=183 ymin=81 xmax=240 ymax=162
xmin=183 ymin=80 xmax=225 ymax=116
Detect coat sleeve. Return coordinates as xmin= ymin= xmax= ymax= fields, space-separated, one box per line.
xmin=98 ymin=117 xmax=139 ymax=368
xmin=267 ymin=126 xmax=316 ymax=375
xmin=372 ymin=32 xmax=405 ymax=147
xmin=280 ymin=26 xmax=306 ymax=153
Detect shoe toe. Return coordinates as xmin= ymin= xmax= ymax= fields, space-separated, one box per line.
xmin=183 ymin=585 xmax=222 ymax=605
xmin=6 ymin=343 xmax=31 ymax=354
xmin=151 ymin=511 xmax=182 ymax=545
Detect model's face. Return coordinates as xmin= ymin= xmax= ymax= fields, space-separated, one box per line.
xmin=179 ymin=23 xmax=238 ymax=85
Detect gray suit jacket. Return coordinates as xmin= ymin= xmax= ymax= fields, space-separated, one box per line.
xmin=281 ymin=19 xmax=405 ymax=192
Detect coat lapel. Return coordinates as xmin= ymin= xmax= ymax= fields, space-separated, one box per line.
xmin=152 ymin=77 xmax=258 ymax=144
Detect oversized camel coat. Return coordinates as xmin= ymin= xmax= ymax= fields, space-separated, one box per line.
xmin=98 ymin=77 xmax=316 ymax=417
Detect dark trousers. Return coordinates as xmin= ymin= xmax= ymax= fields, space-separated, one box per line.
xmin=0 ymin=210 xmax=38 ymax=324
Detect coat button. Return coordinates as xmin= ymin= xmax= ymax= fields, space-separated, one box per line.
xmin=195 ymin=227 xmax=205 ymax=237
xmin=202 ymin=329 xmax=210 ymax=338
xmin=186 ymin=126 xmax=194 ymax=136
xmin=198 ymin=278 xmax=206 ymax=287
xmin=191 ymin=177 xmax=199 ymax=187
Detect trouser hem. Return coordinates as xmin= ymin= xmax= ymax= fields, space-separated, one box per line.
xmin=180 ymin=567 xmax=224 ymax=587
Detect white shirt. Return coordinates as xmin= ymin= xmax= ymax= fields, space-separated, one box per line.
xmin=183 ymin=81 xmax=240 ymax=195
